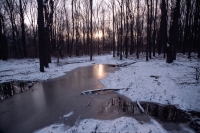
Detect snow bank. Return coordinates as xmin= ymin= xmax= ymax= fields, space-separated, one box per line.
xmin=35 ymin=117 xmax=168 ymax=133
xmin=101 ymin=54 xmax=200 ymax=111
xmin=35 ymin=116 xmax=195 ymax=133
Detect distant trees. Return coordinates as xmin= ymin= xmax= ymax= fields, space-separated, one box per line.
xmin=1 ymin=0 xmax=200 ymax=66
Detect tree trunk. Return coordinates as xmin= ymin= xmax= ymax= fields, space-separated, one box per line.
xmin=112 ymin=0 xmax=115 ymax=57
xmin=70 ymin=0 xmax=75 ymax=57
xmin=0 ymin=14 xmax=3 ymax=60
xmin=19 ymin=0 xmax=27 ymax=58
xmin=197 ymin=1 xmax=200 ymax=58
xmin=125 ymin=0 xmax=129 ymax=59
xmin=0 ymin=14 xmax=7 ymax=61
xmin=130 ymin=14 xmax=134 ymax=55
xmin=146 ymin=0 xmax=150 ymax=61
xmin=43 ymin=0 xmax=53 ymax=66
xmin=148 ymin=0 xmax=152 ymax=59
xmin=183 ymin=0 xmax=190 ymax=55
xmin=152 ymin=0 xmax=157 ymax=57
xmin=120 ymin=0 xmax=123 ymax=60
xmin=37 ymin=0 xmax=45 ymax=72
xmin=136 ymin=0 xmax=139 ymax=59
xmin=170 ymin=0 xmax=181 ymax=60
xmin=90 ymin=0 xmax=93 ymax=60
xmin=97 ymin=3 xmax=100 ymax=55
xmin=159 ymin=0 xmax=167 ymax=57
xmin=102 ymin=11 xmax=105 ymax=55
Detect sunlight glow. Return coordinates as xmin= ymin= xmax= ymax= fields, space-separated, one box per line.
xmin=94 ymin=31 xmax=103 ymax=39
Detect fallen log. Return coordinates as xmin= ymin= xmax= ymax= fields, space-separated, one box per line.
xmin=107 ymin=62 xmax=136 ymax=67
xmin=81 ymin=88 xmax=127 ymax=95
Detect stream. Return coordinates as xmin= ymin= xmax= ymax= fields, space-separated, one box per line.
xmin=0 ymin=64 xmax=199 ymax=133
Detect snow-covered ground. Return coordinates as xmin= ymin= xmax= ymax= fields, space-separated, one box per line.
xmin=101 ymin=54 xmax=200 ymax=112
xmin=0 ymin=55 xmax=133 ymax=83
xmin=1 ymin=53 xmax=200 ymax=133
xmin=35 ymin=116 xmax=190 ymax=133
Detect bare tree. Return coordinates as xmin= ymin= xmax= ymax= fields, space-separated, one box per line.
xmin=152 ymin=0 xmax=158 ymax=57
xmin=90 ymin=0 xmax=93 ymax=60
xmin=136 ymin=0 xmax=140 ymax=59
xmin=4 ymin=0 xmax=17 ymax=57
xmin=37 ymin=0 xmax=45 ymax=72
xmin=112 ymin=0 xmax=115 ymax=57
xmin=0 ymin=11 xmax=8 ymax=60
xmin=18 ymin=0 xmax=27 ymax=58
xmin=170 ymin=0 xmax=181 ymax=60
xmin=159 ymin=0 xmax=167 ymax=57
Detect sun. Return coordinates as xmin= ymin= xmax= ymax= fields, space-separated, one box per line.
xmin=94 ymin=31 xmax=103 ymax=38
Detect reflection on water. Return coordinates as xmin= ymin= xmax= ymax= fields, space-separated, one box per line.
xmin=98 ymin=64 xmax=103 ymax=78
xmin=32 ymin=83 xmax=46 ymax=111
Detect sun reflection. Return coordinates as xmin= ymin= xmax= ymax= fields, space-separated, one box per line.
xmin=98 ymin=64 xmax=103 ymax=77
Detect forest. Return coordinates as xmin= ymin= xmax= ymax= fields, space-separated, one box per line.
xmin=1 ymin=0 xmax=200 ymax=132
xmin=0 ymin=0 xmax=200 ymax=71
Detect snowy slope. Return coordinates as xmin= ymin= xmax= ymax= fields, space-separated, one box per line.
xmin=35 ymin=113 xmax=195 ymax=133
xmin=101 ymin=54 xmax=200 ymax=111
xmin=35 ymin=117 xmax=168 ymax=133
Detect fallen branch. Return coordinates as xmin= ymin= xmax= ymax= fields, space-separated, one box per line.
xmin=107 ymin=62 xmax=136 ymax=68
xmin=150 ymin=75 xmax=159 ymax=79
xmin=137 ymin=100 xmax=144 ymax=113
xmin=81 ymin=88 xmax=127 ymax=95
xmin=118 ymin=62 xmax=136 ymax=67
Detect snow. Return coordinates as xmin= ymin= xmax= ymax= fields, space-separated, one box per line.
xmin=1 ymin=53 xmax=200 ymax=132
xmin=100 ymin=54 xmax=200 ymax=111
xmin=167 ymin=43 xmax=170 ymax=47
xmin=35 ymin=116 xmax=196 ymax=133
xmin=35 ymin=117 xmax=168 ymax=133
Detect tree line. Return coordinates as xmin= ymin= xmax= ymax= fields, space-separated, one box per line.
xmin=0 ymin=0 xmax=200 ymax=71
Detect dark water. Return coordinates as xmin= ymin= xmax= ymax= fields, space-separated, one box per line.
xmin=0 ymin=65 xmax=198 ymax=133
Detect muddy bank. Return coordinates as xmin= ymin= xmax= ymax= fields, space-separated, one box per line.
xmin=99 ymin=95 xmax=200 ymax=132
xmin=0 ymin=81 xmax=37 ymax=100
xmin=81 ymin=87 xmax=200 ymax=132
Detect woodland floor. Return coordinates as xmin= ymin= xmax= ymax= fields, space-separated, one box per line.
xmin=0 ymin=53 xmax=200 ymax=133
